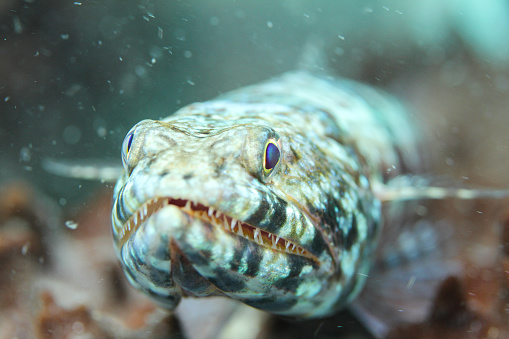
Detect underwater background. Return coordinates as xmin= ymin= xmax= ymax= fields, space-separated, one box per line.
xmin=1 ymin=1 xmax=509 ymax=338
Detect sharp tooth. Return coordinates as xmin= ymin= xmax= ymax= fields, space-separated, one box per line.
xmin=291 ymin=244 xmax=296 ymax=251
xmin=143 ymin=205 xmax=148 ymax=217
xmin=231 ymin=219 xmax=237 ymax=231
xmin=223 ymin=216 xmax=229 ymax=230
xmin=275 ymin=236 xmax=280 ymax=245
xmin=285 ymin=241 xmax=290 ymax=249
xmin=184 ymin=201 xmax=191 ymax=212
xmin=134 ymin=213 xmax=138 ymax=225
xmin=164 ymin=199 xmax=169 ymax=206
xmin=271 ymin=236 xmax=277 ymax=248
xmin=253 ymin=228 xmax=260 ymax=241
xmin=215 ymin=210 xmax=222 ymax=218
xmin=238 ymin=224 xmax=244 ymax=236
xmin=208 ymin=207 xmax=214 ymax=217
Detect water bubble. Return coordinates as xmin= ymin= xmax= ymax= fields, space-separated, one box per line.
xmin=62 ymin=125 xmax=82 ymax=145
xmin=61 ymin=33 xmax=69 ymax=40
xmin=135 ymin=65 xmax=147 ymax=78
xmin=267 ymin=21 xmax=273 ymax=28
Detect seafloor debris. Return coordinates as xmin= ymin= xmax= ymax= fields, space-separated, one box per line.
xmin=386 ymin=215 xmax=509 ymax=339
xmin=1 ymin=178 xmax=508 ymax=338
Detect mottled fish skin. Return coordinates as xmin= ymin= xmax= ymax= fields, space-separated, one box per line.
xmin=111 ymin=72 xmax=421 ymax=318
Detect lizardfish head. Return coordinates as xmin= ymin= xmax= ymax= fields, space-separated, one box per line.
xmin=112 ymin=101 xmax=380 ymax=318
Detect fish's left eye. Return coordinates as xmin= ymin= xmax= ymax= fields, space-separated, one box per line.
xmin=121 ymin=128 xmax=135 ymax=170
xmin=263 ymin=139 xmax=281 ymax=174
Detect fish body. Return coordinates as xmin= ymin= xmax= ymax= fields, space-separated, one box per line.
xmin=111 ymin=72 xmax=423 ymax=318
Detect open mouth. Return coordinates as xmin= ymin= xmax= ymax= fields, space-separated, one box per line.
xmin=118 ymin=197 xmax=316 ymax=260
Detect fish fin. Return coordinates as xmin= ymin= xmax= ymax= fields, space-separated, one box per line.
xmin=352 ymin=190 xmax=504 ymax=337
xmin=375 ymin=174 xmax=509 ymax=202
xmin=350 ymin=202 xmax=461 ymax=337
xmin=42 ymin=158 xmax=123 ymax=182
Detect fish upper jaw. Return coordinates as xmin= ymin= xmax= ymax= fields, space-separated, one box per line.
xmin=113 ymin=194 xmax=319 ymax=262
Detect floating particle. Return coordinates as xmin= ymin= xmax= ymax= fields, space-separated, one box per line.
xmin=19 ymin=146 xmax=31 ymax=162
xmin=267 ymin=21 xmax=273 ymax=28
xmin=13 ymin=16 xmax=22 ymax=34
xmin=65 ymin=220 xmax=79 ymax=230
xmin=175 ymin=29 xmax=186 ymax=41
xmin=21 ymin=242 xmax=30 ymax=256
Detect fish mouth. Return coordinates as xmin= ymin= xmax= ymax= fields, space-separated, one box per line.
xmin=118 ymin=197 xmax=317 ymax=261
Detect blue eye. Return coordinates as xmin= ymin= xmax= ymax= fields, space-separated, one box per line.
xmin=264 ymin=141 xmax=280 ymax=172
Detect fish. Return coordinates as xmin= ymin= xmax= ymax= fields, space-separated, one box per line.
xmin=44 ymin=70 xmax=509 ymax=336
xmin=110 ymin=71 xmax=427 ymax=319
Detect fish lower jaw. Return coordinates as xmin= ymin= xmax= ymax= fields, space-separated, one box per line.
xmin=117 ymin=196 xmax=316 ymax=260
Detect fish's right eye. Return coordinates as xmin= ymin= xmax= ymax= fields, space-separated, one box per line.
xmin=121 ymin=127 xmax=136 ymax=171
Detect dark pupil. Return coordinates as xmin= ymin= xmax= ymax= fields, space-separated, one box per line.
xmin=126 ymin=133 xmax=133 ymax=151
xmin=265 ymin=143 xmax=280 ymax=170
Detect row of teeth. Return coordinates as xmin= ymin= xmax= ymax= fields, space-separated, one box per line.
xmin=119 ymin=197 xmax=312 ymax=259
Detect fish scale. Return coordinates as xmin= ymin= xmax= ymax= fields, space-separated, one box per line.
xmin=111 ymin=71 xmax=421 ymax=318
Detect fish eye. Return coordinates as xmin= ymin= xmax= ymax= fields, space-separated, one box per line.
xmin=121 ymin=128 xmax=135 ymax=169
xmin=263 ymin=139 xmax=281 ymax=174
